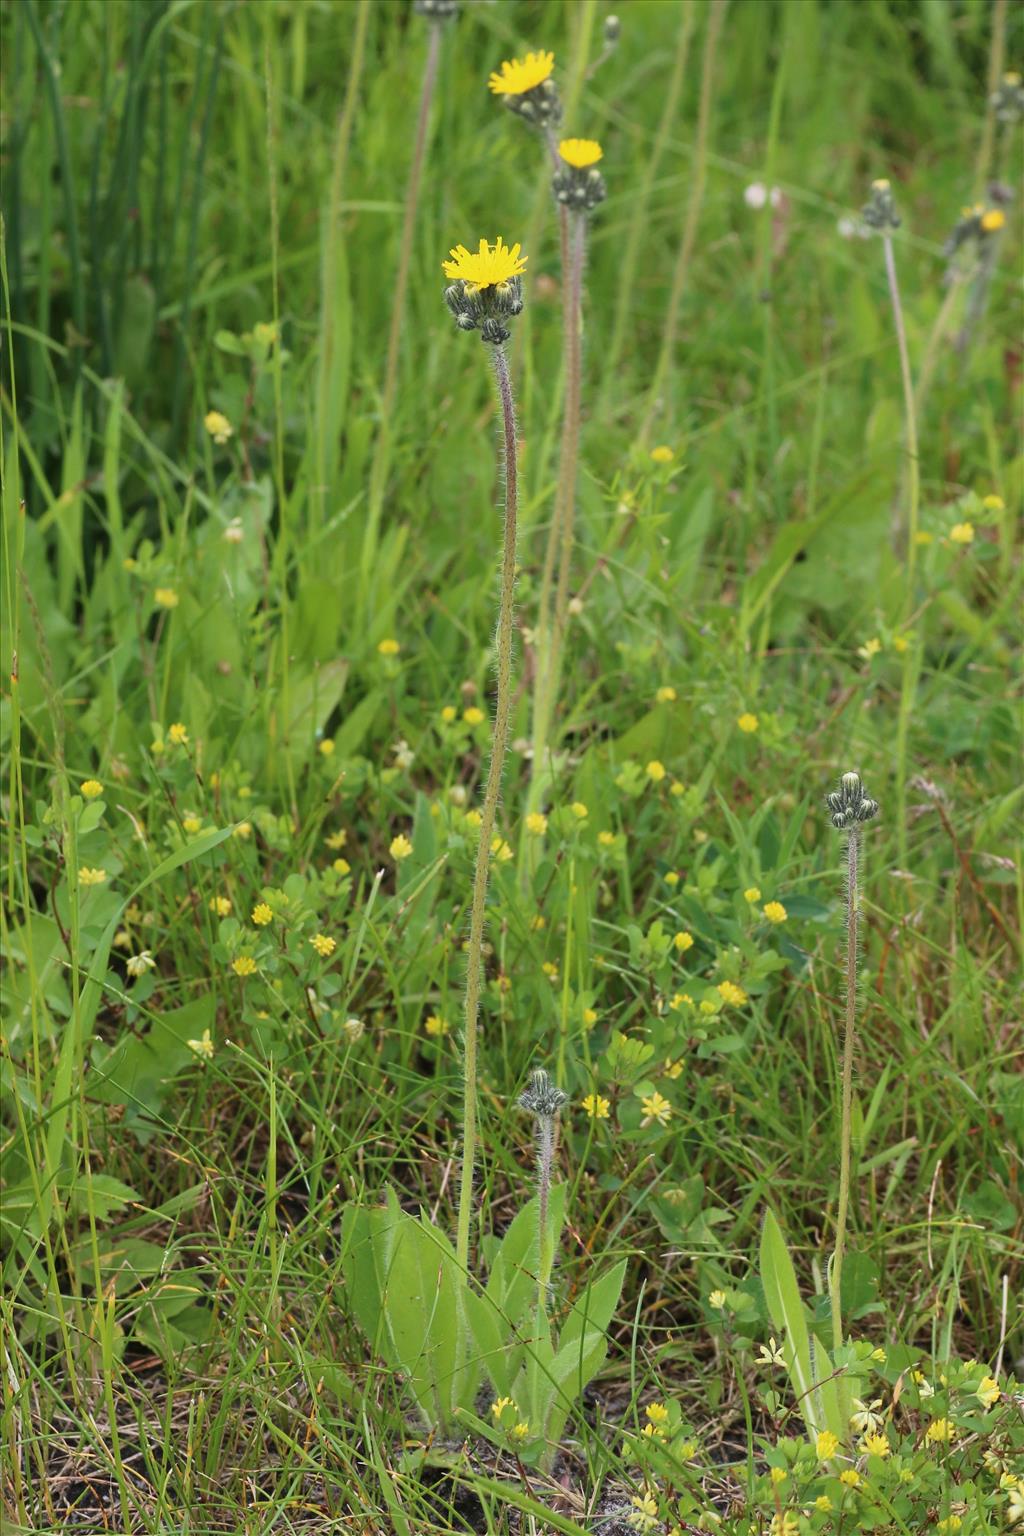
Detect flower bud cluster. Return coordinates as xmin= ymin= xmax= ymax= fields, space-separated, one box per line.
xmin=991 ymin=71 xmax=1024 ymax=125
xmin=827 ymin=772 xmax=880 ymax=832
xmin=552 ymin=160 xmax=607 ymax=213
xmin=413 ymin=0 xmax=458 ymax=16
xmin=944 ymin=203 xmax=1006 ymax=260
xmin=444 ymin=276 xmax=524 ymax=345
xmin=861 ymin=179 xmax=901 ymax=233
xmin=519 ymin=1067 xmax=569 ymax=1120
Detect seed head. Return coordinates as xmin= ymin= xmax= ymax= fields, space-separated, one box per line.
xmin=826 ymin=771 xmax=880 ymax=832
xmin=413 ymin=0 xmax=458 ymax=18
xmin=519 ymin=1067 xmax=568 ymax=1120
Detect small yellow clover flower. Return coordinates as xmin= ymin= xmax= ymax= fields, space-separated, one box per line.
xmin=737 ymin=711 xmax=759 ymax=733
xmin=763 ymin=901 xmax=787 ymax=924
xmin=204 ymin=410 xmax=233 ymax=444
xmin=582 ymin=1092 xmax=610 ymax=1119
xmin=310 ymin=933 xmax=336 ymax=958
xmin=949 ymin=522 xmax=974 ymax=545
xmin=390 ymin=834 xmax=413 ymax=861
xmin=81 ymin=779 xmax=104 ymax=798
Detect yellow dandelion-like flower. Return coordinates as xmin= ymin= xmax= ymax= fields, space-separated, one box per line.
xmin=252 ymin=903 xmax=273 ymax=926
xmin=571 ymin=801 xmax=589 ymax=819
xmin=442 ymin=237 xmax=528 ymax=289
xmin=81 ymin=779 xmax=104 ymax=798
xmin=182 ymin=815 xmax=202 ymax=835
xmin=526 ymin=812 xmax=548 ymax=835
xmin=744 ymin=886 xmax=761 ymax=903
xmin=718 ymin=980 xmax=748 ymax=1007
xmin=674 ymin=930 xmax=694 ymax=953
xmin=204 ymin=409 xmax=233 ymax=444
xmin=862 ymin=1432 xmax=891 ymax=1458
xmin=440 ymin=704 xmax=457 ymax=723
xmin=650 ymin=445 xmax=674 ymax=464
xmin=234 ymin=820 xmax=252 ymax=839
xmin=737 ymin=712 xmax=759 ymax=734
xmin=582 ymin=1092 xmax=610 ymax=1119
xmin=950 ymin=522 xmax=974 ymax=544
xmin=326 ymin=830 xmax=347 ymax=850
xmin=858 ymin=636 xmax=883 ymax=659
xmin=168 ymin=722 xmax=189 ymax=746
xmin=981 ymin=208 xmax=1005 ymax=232
xmin=154 ymin=587 xmax=179 ymax=609
xmin=464 ymin=809 xmax=482 ymax=829
xmin=770 ymin=1515 xmax=798 ymax=1536
xmin=209 ymin=895 xmax=232 ymax=917
xmin=839 ymin=1469 xmax=861 ymax=1488
xmin=559 ymin=137 xmax=603 ymax=168
xmin=232 ymin=955 xmax=257 ymax=976
xmin=656 ymin=685 xmax=676 ymax=703
xmin=488 ymin=49 xmax=554 ymax=97
xmin=646 ymin=759 xmax=666 ymax=782
xmin=645 ymin=1402 xmax=670 ymax=1425
xmin=310 ymin=933 xmax=336 ymax=958
xmin=319 ymin=738 xmax=335 ymax=756
xmin=491 ymin=1396 xmax=516 ymax=1420
xmin=597 ymin=829 xmax=616 ymax=847
xmin=377 ymin=637 xmax=400 ymax=656
xmin=814 ymin=1497 xmax=833 ymax=1514
xmin=510 ymin=1420 xmax=530 ymax=1440
xmin=926 ymin=1416 xmax=954 ymax=1444
xmin=79 ymin=866 xmax=108 ymax=886
xmin=425 ymin=1014 xmax=450 ymax=1037
xmin=390 ymin=834 xmax=413 ymax=861
xmin=664 ymin=871 xmax=680 ymax=886
xmin=763 ymin=901 xmax=787 ymax=924
xmin=670 ymin=779 xmax=685 ymax=796
xmin=816 ymin=1430 xmax=839 ymax=1460
xmin=463 ymin=705 xmax=485 ymax=725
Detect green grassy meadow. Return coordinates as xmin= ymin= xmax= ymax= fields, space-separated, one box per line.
xmin=1 ymin=0 xmax=1022 ymax=1531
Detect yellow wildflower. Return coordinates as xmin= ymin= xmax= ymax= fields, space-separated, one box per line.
xmin=814 ymin=1497 xmax=832 ymax=1514
xmin=463 ymin=705 xmax=485 ymax=725
xmin=858 ymin=637 xmax=882 ymax=659
xmin=525 ymin=812 xmax=548 ymax=835
xmin=640 ymin=1090 xmax=672 ymax=1127
xmin=583 ymin=1007 xmax=598 ymax=1027
xmin=310 ymin=933 xmax=336 ymax=958
xmin=769 ymin=1466 xmax=787 ymax=1485
xmin=646 ymin=759 xmax=666 ymax=782
xmin=326 ymin=830 xmax=347 ymax=850
xmin=645 ymin=1401 xmax=669 ymax=1425
xmin=425 ymin=1014 xmax=449 ymax=1037
xmin=926 ymin=1417 xmax=954 ymax=1444
xmin=982 ymin=494 xmax=1004 ymax=511
xmin=209 ymin=896 xmax=232 ymax=917
xmin=674 ymin=930 xmax=694 ymax=953
xmin=582 ymin=1093 xmax=610 ymax=1119
xmin=491 ymin=837 xmax=513 ymax=862
xmin=650 ymin=445 xmax=674 ymax=464
xmin=491 ymin=1396 xmax=516 ymax=1419
xmin=709 ymin=1290 xmax=727 ymax=1309
xmin=81 ymin=779 xmax=103 ymax=798
xmin=487 ymin=50 xmax=554 ymax=97
xmin=816 ymin=1430 xmax=839 ymax=1460
xmin=763 ymin=901 xmax=787 ymax=924
xmin=390 ymin=834 xmax=413 ymax=861
xmin=234 ymin=820 xmax=252 ymax=839
xmin=78 ymin=867 xmax=107 ymax=886
xmin=252 ymin=903 xmax=273 ymax=926
xmin=737 ymin=712 xmax=759 ymax=733
xmin=204 ymin=409 xmax=233 ymax=444
xmin=950 ymin=522 xmax=974 ymax=544
xmin=377 ymin=637 xmax=400 ymax=656
xmin=168 ymin=722 xmax=189 ymax=746
xmin=570 ymin=801 xmax=588 ymax=819
xmin=744 ymin=886 xmax=761 ymax=902
xmin=717 ymin=980 xmax=748 ymax=1006
xmin=977 ymin=1376 xmax=1000 ymax=1407
xmin=559 ymin=137 xmax=603 ymax=168
xmin=440 ymin=705 xmax=457 ymax=723
xmin=839 ymin=1469 xmax=861 ymax=1488
xmin=154 ymin=587 xmax=179 ymax=609
xmin=598 ymin=830 xmax=616 ymax=846
xmin=332 ymin=857 xmax=351 ymax=875
xmin=232 ymin=956 xmax=257 ymax=976
xmin=319 ymin=738 xmax=335 ymax=756
xmin=656 ymin=685 xmax=676 ymax=703
xmin=981 ymin=208 xmax=1005 ymax=232
xmin=770 ymin=1515 xmax=798 ymax=1536
xmin=187 ymin=1028 xmax=214 ymax=1061
xmin=182 ymin=815 xmax=202 ymax=835
xmin=510 ymin=1420 xmax=530 ymax=1440
xmin=442 ymin=237 xmax=527 ymax=288
xmin=862 ymin=1432 xmax=890 ymax=1458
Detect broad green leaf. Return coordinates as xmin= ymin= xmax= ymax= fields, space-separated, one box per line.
xmin=760 ymin=1209 xmax=844 ymax=1444
xmin=558 ymin=1259 xmax=626 ymax=1358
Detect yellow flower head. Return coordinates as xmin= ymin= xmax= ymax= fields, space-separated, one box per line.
xmin=488 ymin=49 xmax=554 ymax=96
xmin=718 ymin=980 xmax=748 ymax=1007
xmin=925 ymin=1416 xmax=954 ymax=1444
xmin=582 ymin=1092 xmax=610 ymax=1119
xmin=816 ymin=1430 xmax=839 ymax=1460
xmin=204 ymin=409 xmax=233 ymax=444
xmin=168 ymin=722 xmax=189 ymax=746
xmin=839 ymin=1469 xmax=861 ymax=1488
xmin=425 ymin=1014 xmax=449 ymax=1037
xmin=81 ymin=780 xmax=104 ymax=799
xmin=79 ymin=866 xmax=108 ymax=886
xmin=674 ymin=930 xmax=694 ymax=953
xmin=377 ymin=637 xmax=400 ymax=656
xmin=763 ymin=901 xmax=787 ymax=924
xmin=209 ymin=896 xmax=232 ymax=917
xmin=442 ymin=237 xmax=527 ymax=290
xmin=982 ymin=493 xmax=1004 ymax=511
xmin=390 ymin=834 xmax=413 ymax=861
xmin=977 ymin=1375 xmax=1000 ymax=1407
xmin=559 ymin=137 xmax=603 ymax=168
xmin=571 ymin=801 xmax=589 ymax=819
xmin=463 ymin=705 xmax=485 ymax=725
xmin=950 ymin=522 xmax=974 ymax=545
xmin=646 ymin=759 xmax=666 ymax=782
xmin=526 ymin=812 xmax=548 ymax=835
xmin=650 ymin=445 xmax=674 ymax=464
xmin=188 ymin=1028 xmax=215 ymax=1061
xmin=981 ymin=208 xmax=1005 ymax=233
xmin=154 ymin=587 xmax=179 ymax=609
xmin=744 ymin=886 xmax=761 ymax=903
xmin=182 ymin=815 xmax=202 ymax=835
xmin=645 ymin=1401 xmax=669 ymax=1425
xmin=310 ymin=933 xmax=336 ymax=958
xmin=656 ymin=685 xmax=677 ymax=703
xmin=319 ymin=738 xmax=335 ymax=756
xmin=737 ymin=712 xmax=759 ymax=734
xmin=252 ymin=903 xmax=273 ymax=926
xmin=640 ymin=1090 xmax=672 ymax=1126
xmin=232 ymin=955 xmax=257 ymax=976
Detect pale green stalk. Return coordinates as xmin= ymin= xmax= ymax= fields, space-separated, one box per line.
xmin=639 ymin=0 xmax=728 ymax=445
xmin=456 ymin=345 xmax=519 ymax=1274
xmin=361 ymin=20 xmax=442 ymax=606
xmin=601 ymin=2 xmax=696 ymax=410
xmin=971 ymin=0 xmax=1008 ymax=200
xmin=830 ymin=828 xmax=859 ymax=1368
xmin=882 ymin=231 xmax=920 ymax=871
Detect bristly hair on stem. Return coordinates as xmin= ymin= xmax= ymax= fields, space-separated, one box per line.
xmin=825 ymin=771 xmax=878 ymax=1434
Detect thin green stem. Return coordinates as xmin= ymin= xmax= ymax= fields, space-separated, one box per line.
xmin=639 ymin=0 xmax=727 ymax=446
xmin=361 ymin=20 xmax=442 ymax=604
xmin=533 ymin=131 xmax=572 ymax=669
xmin=882 ymin=232 xmax=920 ymax=872
xmin=831 ymin=829 xmax=858 ymax=1369
xmin=455 ymin=345 xmax=519 ymax=1275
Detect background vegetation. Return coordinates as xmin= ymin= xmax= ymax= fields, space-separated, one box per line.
xmin=1 ymin=0 xmax=1021 ymax=1531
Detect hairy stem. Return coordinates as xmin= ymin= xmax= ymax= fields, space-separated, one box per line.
xmin=361 ymin=20 xmax=441 ymax=603
xmin=831 ymin=829 xmax=859 ymax=1368
xmin=455 ymin=345 xmax=519 ymax=1274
